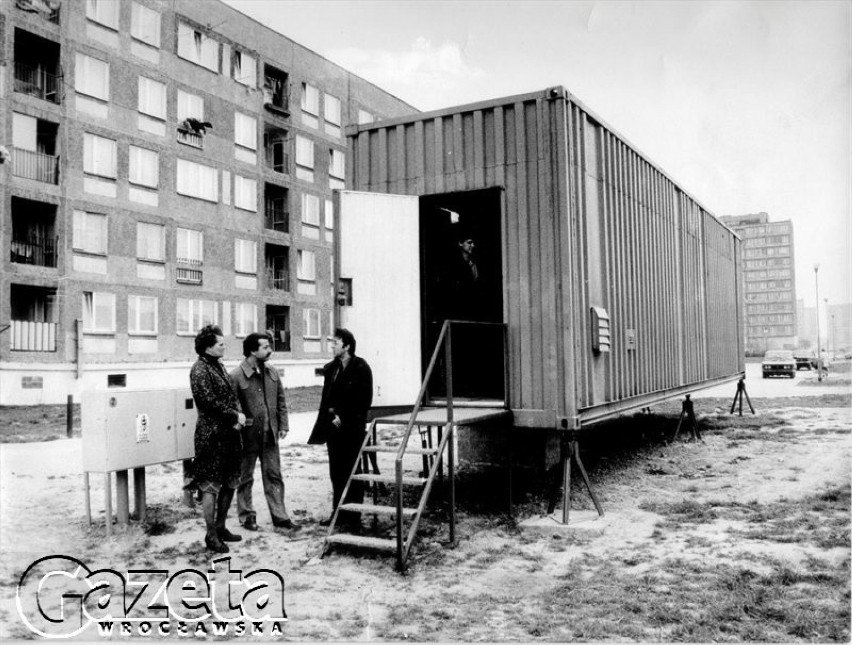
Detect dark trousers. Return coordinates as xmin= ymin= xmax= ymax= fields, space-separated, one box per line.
xmin=326 ymin=427 xmax=365 ymax=520
xmin=236 ymin=444 xmax=290 ymax=525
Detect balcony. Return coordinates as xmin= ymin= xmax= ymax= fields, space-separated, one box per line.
xmin=11 ymin=235 xmax=57 ymax=267
xmin=266 ymin=306 xmax=290 ymax=352
xmin=15 ymin=0 xmax=60 ymax=24
xmin=270 ymin=330 xmax=291 ymax=353
xmin=176 ymin=267 xmax=203 ymax=284
xmin=9 ymin=320 xmax=57 ymax=352
xmin=12 ymin=147 xmax=59 ymax=184
xmin=14 ymin=61 xmax=60 ymax=104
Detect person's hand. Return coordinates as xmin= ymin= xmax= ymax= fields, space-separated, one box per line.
xmin=332 ymin=415 xmax=342 ymax=428
xmin=237 ymin=412 xmax=247 ymax=426
xmin=278 ymin=429 xmax=288 ymax=439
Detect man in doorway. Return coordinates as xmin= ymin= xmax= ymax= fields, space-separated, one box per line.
xmin=450 ymin=233 xmax=482 ymax=320
xmin=230 ymin=332 xmax=299 ymax=532
xmin=308 ymin=328 xmax=373 ymax=530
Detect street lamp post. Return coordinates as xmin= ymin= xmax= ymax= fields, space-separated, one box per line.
xmin=814 ymin=264 xmax=822 ymax=382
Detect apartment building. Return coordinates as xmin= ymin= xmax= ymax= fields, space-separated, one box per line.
xmin=0 ymin=0 xmax=416 ymax=404
xmin=720 ymin=212 xmax=797 ymax=354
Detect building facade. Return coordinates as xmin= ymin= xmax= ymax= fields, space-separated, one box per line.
xmin=1 ymin=0 xmax=416 ymax=404
xmin=720 ymin=212 xmax=797 ymax=354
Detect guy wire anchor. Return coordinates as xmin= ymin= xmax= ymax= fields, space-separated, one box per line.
xmin=672 ymin=394 xmax=701 ymax=442
xmin=729 ymin=377 xmax=755 ymax=416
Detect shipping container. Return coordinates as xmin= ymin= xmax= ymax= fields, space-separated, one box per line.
xmin=335 ymin=87 xmax=744 ymax=432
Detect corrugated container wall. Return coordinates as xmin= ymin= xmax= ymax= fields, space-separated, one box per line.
xmin=348 ymin=88 xmax=743 ymax=428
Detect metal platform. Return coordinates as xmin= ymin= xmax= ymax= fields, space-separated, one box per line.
xmin=373 ymin=407 xmax=511 ymax=427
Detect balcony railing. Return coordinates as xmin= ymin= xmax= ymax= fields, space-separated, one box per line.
xmin=11 ymin=235 xmax=57 ymax=267
xmin=264 ymin=203 xmax=289 ymax=232
xmin=266 ymin=269 xmax=289 ymax=291
xmin=12 ymin=147 xmax=59 ymax=184
xmin=263 ymin=84 xmax=290 ymax=114
xmin=176 ymin=267 xmax=203 ymax=284
xmin=14 ymin=62 xmax=60 ymax=103
xmin=16 ymin=0 xmax=60 ymax=24
xmin=10 ymin=320 xmax=57 ymax=352
xmin=265 ymin=148 xmax=289 ymax=174
xmin=270 ymin=330 xmax=291 ymax=353
xmin=177 ymin=128 xmax=203 ymax=148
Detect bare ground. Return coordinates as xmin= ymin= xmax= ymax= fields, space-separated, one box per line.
xmin=0 ymin=391 xmax=849 ymax=642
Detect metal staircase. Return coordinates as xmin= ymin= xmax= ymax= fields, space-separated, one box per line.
xmin=322 ymin=320 xmax=510 ymax=569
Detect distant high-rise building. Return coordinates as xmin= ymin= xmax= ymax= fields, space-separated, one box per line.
xmin=720 ymin=213 xmax=797 ymax=354
xmin=1 ymin=0 xmax=417 ymax=404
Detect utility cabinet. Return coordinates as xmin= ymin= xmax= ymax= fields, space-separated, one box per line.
xmin=82 ymin=389 xmax=196 ymax=473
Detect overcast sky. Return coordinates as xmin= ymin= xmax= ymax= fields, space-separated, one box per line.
xmin=225 ymin=0 xmax=851 ymax=308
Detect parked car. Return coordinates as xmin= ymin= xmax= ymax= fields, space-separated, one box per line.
xmin=762 ymin=350 xmax=796 ymax=378
xmin=794 ymin=350 xmax=817 ymax=370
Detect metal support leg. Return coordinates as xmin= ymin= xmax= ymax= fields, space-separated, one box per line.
xmin=448 ymin=423 xmax=456 ymax=545
xmin=571 ymin=440 xmax=604 ymax=517
xmin=729 ymin=378 xmax=755 ymax=416
xmin=133 ymin=468 xmax=146 ymax=523
xmin=673 ymin=395 xmax=701 ymax=441
xmin=116 ymin=470 xmax=130 ymax=525
xmin=104 ymin=473 xmax=112 ymax=537
xmin=84 ymin=472 xmax=91 ymax=526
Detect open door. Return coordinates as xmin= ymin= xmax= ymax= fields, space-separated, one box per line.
xmin=337 ymin=191 xmax=421 ymax=408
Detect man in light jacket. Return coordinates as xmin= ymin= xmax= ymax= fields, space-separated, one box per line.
xmin=230 ymin=332 xmax=299 ymax=531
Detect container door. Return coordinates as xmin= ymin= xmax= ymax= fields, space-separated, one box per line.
xmin=338 ymin=191 xmax=421 ymax=407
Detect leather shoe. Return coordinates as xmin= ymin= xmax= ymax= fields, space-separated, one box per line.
xmin=217 ymin=527 xmax=242 ymax=542
xmin=272 ymin=518 xmax=301 ymax=530
xmin=243 ymin=517 xmax=259 ymax=531
xmin=205 ymin=535 xmax=229 ymax=553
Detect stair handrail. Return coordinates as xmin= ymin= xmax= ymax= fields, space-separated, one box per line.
xmin=394 ymin=318 xmax=453 ymax=559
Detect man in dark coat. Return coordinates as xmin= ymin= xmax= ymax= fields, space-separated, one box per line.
xmin=230 ymin=332 xmax=299 ymax=532
xmin=308 ymin=327 xmax=373 ymax=529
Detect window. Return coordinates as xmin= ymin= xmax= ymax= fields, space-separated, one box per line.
xmin=136 ymin=223 xmax=165 ymax=261
xmin=303 ymin=308 xmax=321 ymax=338
xmin=232 ymin=50 xmax=257 ymax=88
xmin=131 ymin=3 xmax=161 ymax=47
xmin=177 ymin=21 xmax=219 ymax=72
xmin=176 ymin=299 xmax=217 ymax=334
xmin=176 ymin=159 xmax=218 ymax=202
xmin=324 ymin=94 xmax=341 ymax=137
xmin=83 ymin=292 xmax=116 ymax=333
xmin=234 ymin=176 xmax=257 ymax=212
xmin=129 ymin=146 xmax=159 ymax=188
xmin=325 ymin=199 xmax=334 ymax=230
xmin=75 ymin=54 xmax=110 ymax=101
xmin=296 ymin=136 xmax=314 ymax=169
xmin=297 ymin=249 xmax=316 ymax=282
xmin=301 ymin=194 xmax=320 ymax=226
xmin=138 ymin=77 xmax=166 ymax=120
xmin=301 ymin=83 xmax=319 ymax=116
xmin=235 ymin=239 xmax=257 ymax=274
xmin=177 ymin=90 xmax=204 ymax=121
xmin=235 ymin=303 xmax=257 ymax=337
xmin=176 ymin=228 xmax=203 ymax=265
xmin=234 ymin=112 xmax=257 ymax=150
xmin=329 ymin=149 xmax=345 ymax=179
xmin=73 ymin=211 xmax=108 ymax=254
xmin=358 ymin=109 xmax=374 ymax=125
xmin=83 ymin=133 xmax=117 ymax=178
xmin=86 ymin=0 xmax=119 ymax=29
xmin=128 ymin=295 xmax=158 ymax=334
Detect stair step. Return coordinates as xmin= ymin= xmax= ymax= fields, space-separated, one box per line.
xmin=326 ymin=534 xmax=397 ymax=551
xmin=339 ymin=503 xmax=418 ymax=517
xmin=363 ymin=445 xmax=438 ymax=455
xmin=352 ymin=473 xmax=427 ymax=486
